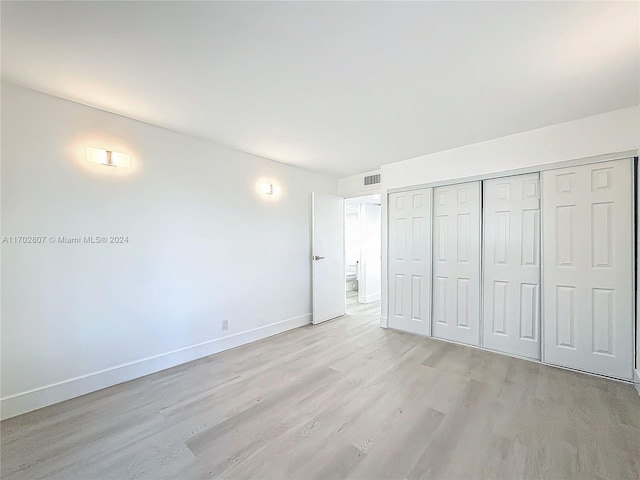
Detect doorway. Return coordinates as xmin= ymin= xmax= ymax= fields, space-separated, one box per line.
xmin=344 ymin=194 xmax=381 ymax=316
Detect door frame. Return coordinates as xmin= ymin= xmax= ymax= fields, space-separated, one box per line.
xmin=344 ymin=193 xmax=383 ymax=311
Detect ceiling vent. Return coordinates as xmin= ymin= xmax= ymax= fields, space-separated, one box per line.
xmin=363 ymin=173 xmax=381 ymax=186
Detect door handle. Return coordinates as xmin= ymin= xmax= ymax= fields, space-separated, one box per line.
xmin=313 ymin=255 xmax=325 ymax=261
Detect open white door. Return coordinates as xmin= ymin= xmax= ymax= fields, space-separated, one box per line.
xmin=312 ymin=192 xmax=346 ymax=324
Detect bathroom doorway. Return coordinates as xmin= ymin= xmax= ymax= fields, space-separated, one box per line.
xmin=344 ymin=194 xmax=381 ymax=316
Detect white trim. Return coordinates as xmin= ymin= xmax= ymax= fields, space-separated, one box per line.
xmin=634 ymin=369 xmax=640 ymax=397
xmin=0 ymin=313 xmax=311 ymax=420
xmin=428 ymin=188 xmax=434 ymax=338
xmin=629 ymin=160 xmax=637 ymax=384
xmin=479 ymin=180 xmax=485 ymax=350
xmin=540 ymin=172 xmax=547 ymax=364
xmin=360 ymin=293 xmax=381 ymax=303
xmin=380 ymin=316 xmax=389 ymax=328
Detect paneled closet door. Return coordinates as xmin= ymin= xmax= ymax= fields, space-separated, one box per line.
xmin=432 ymin=182 xmax=481 ymax=346
xmin=542 ymin=158 xmax=634 ymax=380
xmin=388 ymin=189 xmax=433 ymax=336
xmin=483 ymin=173 xmax=541 ymax=360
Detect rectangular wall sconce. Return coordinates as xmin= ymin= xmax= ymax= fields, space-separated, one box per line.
xmin=262 ymin=183 xmax=274 ymax=195
xmin=87 ymin=147 xmax=131 ymax=168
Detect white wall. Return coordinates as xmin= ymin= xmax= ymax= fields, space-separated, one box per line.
xmin=345 ymin=210 xmax=360 ymax=270
xmin=382 ymin=107 xmax=639 ymax=190
xmin=345 ymin=209 xmax=360 ymax=291
xmin=379 ymin=106 xmax=640 ymax=379
xmin=338 ymin=170 xmax=381 ymax=198
xmin=0 ymin=83 xmax=338 ymax=419
xmin=358 ymin=203 xmax=381 ymax=304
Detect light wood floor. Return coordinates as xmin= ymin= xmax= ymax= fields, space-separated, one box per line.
xmin=346 ymin=289 xmax=380 ymax=317
xmin=2 ymin=305 xmax=639 ymax=480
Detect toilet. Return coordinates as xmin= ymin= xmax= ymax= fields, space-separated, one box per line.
xmin=346 ymin=262 xmax=358 ymax=291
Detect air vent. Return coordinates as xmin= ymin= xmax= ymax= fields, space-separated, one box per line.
xmin=363 ymin=173 xmax=381 ymax=186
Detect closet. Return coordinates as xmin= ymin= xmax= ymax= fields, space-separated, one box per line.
xmin=387 ymin=157 xmax=635 ymax=380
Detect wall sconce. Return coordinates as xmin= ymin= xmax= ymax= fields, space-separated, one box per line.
xmin=256 ymin=179 xmax=281 ymax=199
xmin=87 ymin=147 xmax=131 ymax=168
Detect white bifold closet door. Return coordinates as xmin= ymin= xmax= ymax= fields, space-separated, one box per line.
xmin=542 ymin=158 xmax=634 ymax=380
xmin=483 ymin=174 xmax=541 ymax=360
xmin=388 ymin=189 xmax=432 ymax=336
xmin=432 ymin=182 xmax=481 ymax=345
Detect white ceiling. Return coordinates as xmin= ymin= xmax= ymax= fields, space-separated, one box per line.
xmin=2 ymin=1 xmax=638 ymax=178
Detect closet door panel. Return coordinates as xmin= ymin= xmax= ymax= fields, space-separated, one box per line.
xmin=542 ymin=158 xmax=634 ymax=380
xmin=388 ymin=189 xmax=432 ymax=335
xmin=483 ymin=173 xmax=541 ymax=359
xmin=432 ymin=182 xmax=481 ymax=345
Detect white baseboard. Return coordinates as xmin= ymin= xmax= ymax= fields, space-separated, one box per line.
xmin=380 ymin=316 xmax=388 ymax=328
xmin=360 ymin=292 xmax=381 ymax=303
xmin=1 ymin=313 xmax=311 ymax=420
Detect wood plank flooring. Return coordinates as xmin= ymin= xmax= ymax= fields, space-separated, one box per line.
xmin=346 ymin=290 xmax=380 ymax=317
xmin=2 ymin=304 xmax=639 ymax=480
